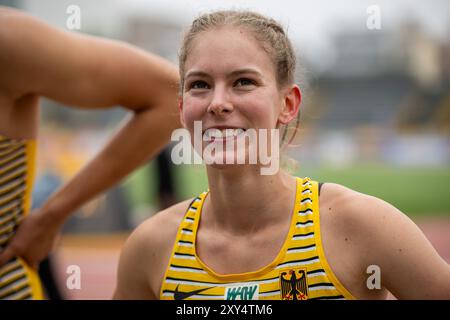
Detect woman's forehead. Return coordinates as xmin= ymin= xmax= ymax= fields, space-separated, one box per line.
xmin=184 ymin=27 xmax=275 ymax=78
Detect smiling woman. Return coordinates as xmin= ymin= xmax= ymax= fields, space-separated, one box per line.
xmin=114 ymin=10 xmax=450 ymax=300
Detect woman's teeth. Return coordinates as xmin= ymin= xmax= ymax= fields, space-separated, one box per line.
xmin=204 ymin=128 xmax=245 ymax=140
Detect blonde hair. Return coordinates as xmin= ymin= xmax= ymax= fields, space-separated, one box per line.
xmin=179 ymin=9 xmax=301 ymax=152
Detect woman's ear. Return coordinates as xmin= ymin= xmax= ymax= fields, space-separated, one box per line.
xmin=178 ymin=96 xmax=186 ymax=128
xmin=278 ymin=85 xmax=302 ymax=124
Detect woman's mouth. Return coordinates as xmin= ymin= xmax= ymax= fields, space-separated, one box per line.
xmin=203 ymin=128 xmax=247 ymax=142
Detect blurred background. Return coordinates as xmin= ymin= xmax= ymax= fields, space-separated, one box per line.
xmin=1 ymin=0 xmax=449 ymax=299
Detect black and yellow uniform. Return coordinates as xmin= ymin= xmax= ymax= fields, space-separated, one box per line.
xmin=160 ymin=177 xmax=355 ymax=300
xmin=0 ymin=135 xmax=43 ymax=300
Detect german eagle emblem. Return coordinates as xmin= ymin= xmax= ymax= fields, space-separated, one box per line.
xmin=279 ymin=269 xmax=308 ymax=300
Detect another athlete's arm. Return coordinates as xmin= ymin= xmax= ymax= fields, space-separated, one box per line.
xmin=0 ymin=7 xmax=180 ymax=267
xmin=333 ymin=185 xmax=450 ymax=299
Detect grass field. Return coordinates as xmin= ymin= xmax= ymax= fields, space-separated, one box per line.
xmin=124 ymin=163 xmax=450 ymax=217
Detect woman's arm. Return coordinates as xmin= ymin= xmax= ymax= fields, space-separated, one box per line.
xmin=0 ymin=7 xmax=180 ymax=268
xmin=114 ymin=222 xmax=157 ymax=300
xmin=114 ymin=200 xmax=190 ymax=299
xmin=335 ymin=186 xmax=450 ymax=299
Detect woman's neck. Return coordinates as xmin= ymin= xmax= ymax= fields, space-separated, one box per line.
xmin=202 ymin=166 xmax=297 ymax=235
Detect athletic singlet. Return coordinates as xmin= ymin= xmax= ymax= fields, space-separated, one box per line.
xmin=160 ymin=177 xmax=355 ymax=300
xmin=0 ymin=134 xmax=43 ymax=300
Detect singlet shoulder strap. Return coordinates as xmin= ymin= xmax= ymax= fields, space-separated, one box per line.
xmin=185 ymin=197 xmax=198 ymax=212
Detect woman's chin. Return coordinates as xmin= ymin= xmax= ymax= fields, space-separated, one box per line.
xmin=203 ymin=151 xmax=247 ymax=169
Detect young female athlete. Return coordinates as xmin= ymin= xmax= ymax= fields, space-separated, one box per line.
xmin=114 ymin=10 xmax=450 ymax=300
xmin=0 ymin=7 xmax=179 ymax=299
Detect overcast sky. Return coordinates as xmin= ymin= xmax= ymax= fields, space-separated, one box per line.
xmin=22 ymin=0 xmax=449 ymax=39
xmin=21 ymin=0 xmax=449 ymax=68
xmin=122 ymin=0 xmax=449 ymax=40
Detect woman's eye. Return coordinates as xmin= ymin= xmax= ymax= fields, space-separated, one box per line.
xmin=190 ymin=81 xmax=209 ymax=90
xmin=235 ymin=78 xmax=255 ymax=87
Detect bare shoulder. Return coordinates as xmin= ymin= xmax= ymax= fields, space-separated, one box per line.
xmin=320 ymin=182 xmax=423 ymax=245
xmin=320 ymin=182 xmax=373 ymax=205
xmin=0 ymin=6 xmax=28 ymax=28
xmin=319 ymin=182 xmax=450 ymax=299
xmin=319 ymin=182 xmax=423 ymax=254
xmin=133 ymin=198 xmax=194 ymax=253
xmin=114 ymin=198 xmax=195 ymax=299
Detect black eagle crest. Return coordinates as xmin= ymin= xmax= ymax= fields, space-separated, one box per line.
xmin=280 ymin=269 xmax=308 ymax=300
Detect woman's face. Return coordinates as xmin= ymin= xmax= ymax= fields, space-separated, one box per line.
xmin=180 ymin=26 xmax=299 ymax=168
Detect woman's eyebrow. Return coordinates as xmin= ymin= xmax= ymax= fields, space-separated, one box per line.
xmin=184 ymin=70 xmax=210 ymax=79
xmin=228 ymin=68 xmax=263 ymax=78
xmin=184 ymin=68 xmax=263 ymax=80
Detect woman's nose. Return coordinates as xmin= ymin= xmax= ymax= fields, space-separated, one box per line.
xmin=207 ymin=88 xmax=233 ymax=116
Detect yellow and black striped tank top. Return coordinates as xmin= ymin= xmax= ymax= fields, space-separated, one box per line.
xmin=0 ymin=135 xmax=43 ymax=300
xmin=160 ymin=177 xmax=355 ymax=300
